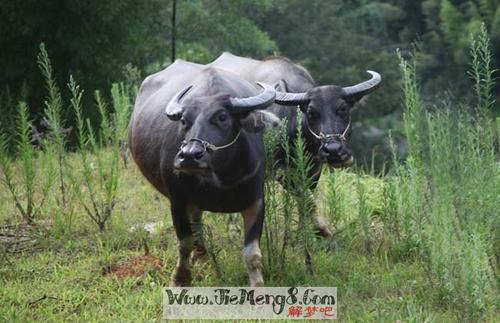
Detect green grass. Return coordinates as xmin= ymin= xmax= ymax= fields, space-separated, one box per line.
xmin=1 ymin=157 xmax=497 ymax=322
xmin=0 ymin=163 xmax=458 ymax=322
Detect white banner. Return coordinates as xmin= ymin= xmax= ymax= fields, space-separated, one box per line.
xmin=163 ymin=287 xmax=337 ymax=320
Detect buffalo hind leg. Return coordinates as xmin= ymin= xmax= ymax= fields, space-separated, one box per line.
xmin=190 ymin=208 xmax=207 ymax=264
xmin=282 ymin=170 xmax=332 ymax=238
xmin=307 ymin=168 xmax=333 ymax=237
xmin=241 ymin=198 xmax=265 ymax=287
xmin=170 ymin=202 xmax=194 ymax=286
xmin=307 ymin=190 xmax=333 ymax=237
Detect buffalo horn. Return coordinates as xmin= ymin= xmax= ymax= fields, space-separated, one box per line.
xmin=229 ymin=82 xmax=276 ymax=113
xmin=274 ymin=91 xmax=310 ymax=106
xmin=342 ymin=70 xmax=381 ymax=98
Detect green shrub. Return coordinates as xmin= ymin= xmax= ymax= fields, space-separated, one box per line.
xmin=0 ymin=102 xmax=56 ymax=224
xmin=395 ymin=24 xmax=498 ymax=319
xmin=37 ymin=43 xmax=75 ymax=235
xmin=68 ymin=77 xmax=132 ymax=232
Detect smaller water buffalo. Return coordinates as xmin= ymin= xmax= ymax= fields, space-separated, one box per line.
xmin=211 ymin=53 xmax=381 ymax=236
xmin=128 ymin=60 xmax=279 ymax=286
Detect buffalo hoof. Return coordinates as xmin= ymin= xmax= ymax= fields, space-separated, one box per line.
xmin=171 ymin=268 xmax=192 ymax=287
xmin=191 ymin=245 xmax=208 ymax=264
xmin=315 ymin=226 xmax=333 ymax=238
xmin=314 ymin=215 xmax=333 ymax=238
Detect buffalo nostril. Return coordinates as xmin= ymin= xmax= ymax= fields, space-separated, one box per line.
xmin=180 ymin=146 xmax=204 ymax=161
xmin=194 ymin=150 xmax=204 ymax=160
xmin=319 ymin=146 xmax=330 ymax=158
xmin=327 ymin=142 xmax=342 ymax=154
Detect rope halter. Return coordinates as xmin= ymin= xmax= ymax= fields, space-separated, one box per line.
xmin=180 ymin=130 xmax=242 ymax=153
xmin=306 ymin=118 xmax=351 ymax=143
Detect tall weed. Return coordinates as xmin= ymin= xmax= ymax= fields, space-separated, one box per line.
xmin=0 ymin=102 xmax=56 ymax=223
xmin=69 ymin=77 xmax=132 ymax=231
xmin=396 ymin=24 xmax=498 ymax=319
xmin=37 ymin=43 xmax=75 ymax=234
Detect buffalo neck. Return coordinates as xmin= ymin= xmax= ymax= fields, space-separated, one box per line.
xmin=211 ymin=132 xmax=262 ymax=187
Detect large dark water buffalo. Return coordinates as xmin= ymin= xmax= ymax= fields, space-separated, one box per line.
xmin=211 ymin=52 xmax=381 ymax=236
xmin=128 ymin=59 xmax=280 ymax=286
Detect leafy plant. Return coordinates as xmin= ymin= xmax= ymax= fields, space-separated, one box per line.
xmin=68 ymin=77 xmax=131 ymax=231
xmin=395 ymin=24 xmax=498 ymax=319
xmin=286 ymin=113 xmax=316 ymax=276
xmin=37 ymin=43 xmax=74 ymax=229
xmin=0 ymin=102 xmax=56 ymax=224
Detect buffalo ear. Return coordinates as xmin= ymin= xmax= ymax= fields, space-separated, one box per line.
xmin=273 ymin=79 xmax=288 ymax=92
xmin=342 ymin=94 xmax=364 ymax=106
xmin=240 ymin=110 xmax=280 ymax=133
xmin=342 ymin=94 xmax=367 ymax=111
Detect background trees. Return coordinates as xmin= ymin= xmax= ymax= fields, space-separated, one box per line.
xmin=0 ymin=0 xmax=498 ymax=168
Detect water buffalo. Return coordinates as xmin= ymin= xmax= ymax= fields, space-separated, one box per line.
xmin=128 ymin=59 xmax=279 ymax=286
xmin=211 ymin=53 xmax=381 ymax=236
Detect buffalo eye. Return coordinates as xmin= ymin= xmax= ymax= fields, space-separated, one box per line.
xmin=307 ymin=107 xmax=318 ymax=120
xmin=217 ymin=111 xmax=228 ymax=122
xmin=337 ymin=104 xmax=348 ymax=115
xmin=180 ymin=116 xmax=189 ymax=129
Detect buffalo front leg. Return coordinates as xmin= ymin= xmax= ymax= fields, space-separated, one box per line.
xmin=241 ymin=198 xmax=265 ymax=287
xmin=170 ymin=202 xmax=194 ymax=286
xmin=190 ymin=208 xmax=207 ymax=264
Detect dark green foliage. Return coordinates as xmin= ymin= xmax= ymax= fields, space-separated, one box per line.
xmin=255 ymin=0 xmax=499 ymax=169
xmin=175 ymin=0 xmax=277 ymax=63
xmin=417 ymin=0 xmax=500 ymax=97
xmin=0 ymin=0 xmax=167 ymax=107
xmin=1 ymin=0 xmax=499 ymax=170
